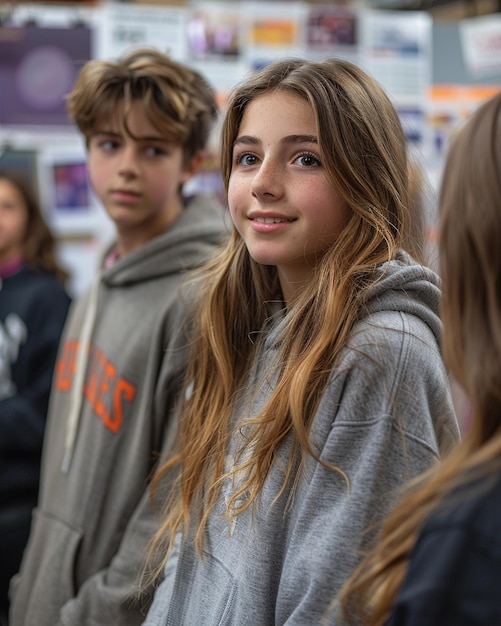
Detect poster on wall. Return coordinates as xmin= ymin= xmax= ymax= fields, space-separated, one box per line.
xmin=358 ymin=10 xmax=432 ymax=104
xmin=95 ymin=3 xmax=189 ymax=61
xmin=187 ymin=3 xmax=241 ymax=60
xmin=37 ymin=144 xmax=115 ymax=296
xmin=0 ymin=23 xmax=92 ymax=126
xmin=37 ymin=146 xmax=99 ymax=236
xmin=241 ymin=1 xmax=308 ymax=71
xmin=304 ymin=5 xmax=359 ymax=63
xmin=187 ymin=2 xmax=248 ymax=102
xmin=460 ymin=14 xmax=501 ymax=77
xmin=426 ymin=84 xmax=501 ymax=165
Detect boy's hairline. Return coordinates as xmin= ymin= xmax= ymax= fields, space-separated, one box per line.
xmin=76 ymin=107 xmax=187 ymax=152
xmin=84 ymin=127 xmax=184 ymax=146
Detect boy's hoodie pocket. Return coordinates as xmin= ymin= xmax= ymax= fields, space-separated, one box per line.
xmin=9 ymin=508 xmax=83 ymax=626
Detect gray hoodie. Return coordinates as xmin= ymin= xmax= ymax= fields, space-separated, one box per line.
xmin=9 ymin=193 xmax=228 ymax=626
xmin=144 ymin=252 xmax=460 ymax=626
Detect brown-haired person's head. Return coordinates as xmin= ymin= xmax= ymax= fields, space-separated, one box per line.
xmin=220 ymin=57 xmax=410 ymax=268
xmin=66 ymin=48 xmax=219 ymax=256
xmin=0 ymin=170 xmax=68 ymax=282
xmin=334 ymin=92 xmax=501 ymax=626
xmin=439 ymin=93 xmax=501 ymax=439
xmin=66 ymin=47 xmax=218 ymax=166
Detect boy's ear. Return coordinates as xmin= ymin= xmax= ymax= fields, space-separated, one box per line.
xmin=181 ymin=151 xmax=206 ymax=184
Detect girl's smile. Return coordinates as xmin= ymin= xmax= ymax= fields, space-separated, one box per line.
xmin=249 ymin=211 xmax=296 ymax=232
xmin=228 ymin=90 xmax=349 ymax=303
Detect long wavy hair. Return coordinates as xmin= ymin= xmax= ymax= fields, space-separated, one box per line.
xmin=145 ymin=57 xmax=413 ymax=581
xmin=336 ymin=92 xmax=501 ymax=625
xmin=0 ymin=170 xmax=68 ymax=282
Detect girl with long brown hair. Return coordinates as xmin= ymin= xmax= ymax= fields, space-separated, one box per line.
xmin=143 ymin=57 xmax=459 ymax=626
xmin=336 ymin=91 xmax=501 ymax=626
xmin=0 ymin=170 xmax=70 ymax=624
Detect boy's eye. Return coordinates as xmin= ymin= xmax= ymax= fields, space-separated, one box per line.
xmin=99 ymin=139 xmax=119 ymax=151
xmin=145 ymin=146 xmax=165 ymax=157
xmin=294 ymin=153 xmax=321 ymax=167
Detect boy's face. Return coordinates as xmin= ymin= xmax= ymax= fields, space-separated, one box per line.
xmin=87 ymin=100 xmax=197 ymax=256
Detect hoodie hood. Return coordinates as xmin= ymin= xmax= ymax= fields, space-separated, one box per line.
xmin=263 ymin=250 xmax=443 ymax=352
xmin=101 ymin=193 xmax=228 ymax=287
xmin=363 ymin=250 xmax=442 ymax=347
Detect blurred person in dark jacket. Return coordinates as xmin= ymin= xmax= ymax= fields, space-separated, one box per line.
xmin=0 ymin=170 xmax=70 ymax=624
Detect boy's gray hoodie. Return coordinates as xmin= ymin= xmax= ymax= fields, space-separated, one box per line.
xmin=144 ymin=252 xmax=460 ymax=626
xmin=9 ymin=194 xmax=228 ymax=626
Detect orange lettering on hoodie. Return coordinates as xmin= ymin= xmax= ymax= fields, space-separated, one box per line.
xmin=107 ymin=378 xmax=136 ymax=433
xmin=85 ymin=347 xmax=136 ymax=433
xmin=84 ymin=347 xmax=105 ymax=407
xmin=95 ymin=360 xmax=116 ymax=422
xmin=56 ymin=340 xmax=137 ymax=434
xmin=55 ymin=340 xmax=78 ymax=391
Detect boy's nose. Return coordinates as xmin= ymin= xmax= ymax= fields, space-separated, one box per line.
xmin=118 ymin=146 xmax=140 ymax=177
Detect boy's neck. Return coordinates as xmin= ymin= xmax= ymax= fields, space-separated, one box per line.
xmin=104 ymin=247 xmax=121 ymax=268
xmin=113 ymin=201 xmax=183 ymax=258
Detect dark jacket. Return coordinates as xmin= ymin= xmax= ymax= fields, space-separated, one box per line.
xmin=386 ymin=467 xmax=501 ymax=626
xmin=0 ymin=263 xmax=70 ymax=618
xmin=0 ymin=264 xmax=70 ymax=515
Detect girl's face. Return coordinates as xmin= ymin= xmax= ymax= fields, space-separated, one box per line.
xmin=228 ymin=91 xmax=349 ymax=303
xmin=0 ymin=178 xmax=28 ymax=264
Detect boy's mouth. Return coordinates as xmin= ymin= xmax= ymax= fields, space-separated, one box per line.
xmin=110 ymin=189 xmax=141 ymax=202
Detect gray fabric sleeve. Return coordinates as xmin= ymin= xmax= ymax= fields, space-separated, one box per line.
xmin=274 ymin=318 xmax=458 ymax=625
xmin=57 ymin=486 xmax=160 ymax=626
xmin=142 ymin=533 xmax=181 ymax=626
xmin=57 ymin=313 xmax=188 ymax=626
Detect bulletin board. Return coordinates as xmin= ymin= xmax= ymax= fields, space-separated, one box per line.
xmin=0 ymin=1 xmax=499 ymax=295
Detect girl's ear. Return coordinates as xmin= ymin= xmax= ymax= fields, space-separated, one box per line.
xmin=181 ymin=151 xmax=206 ymax=185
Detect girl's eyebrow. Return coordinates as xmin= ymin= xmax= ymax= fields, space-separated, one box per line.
xmin=233 ymin=135 xmax=259 ymax=147
xmin=283 ymin=134 xmax=318 ymax=145
xmin=233 ymin=134 xmax=318 ymax=147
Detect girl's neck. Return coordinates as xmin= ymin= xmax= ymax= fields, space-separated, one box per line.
xmin=0 ymin=254 xmax=24 ymax=278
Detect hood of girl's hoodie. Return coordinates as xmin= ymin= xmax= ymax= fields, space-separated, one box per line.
xmin=363 ymin=250 xmax=442 ymax=346
xmin=100 ymin=193 xmax=228 ymax=288
xmin=263 ymin=250 xmax=443 ymax=351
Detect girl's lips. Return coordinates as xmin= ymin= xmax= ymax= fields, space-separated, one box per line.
xmin=249 ymin=215 xmax=296 ymax=233
xmin=252 ymin=216 xmax=294 ymax=224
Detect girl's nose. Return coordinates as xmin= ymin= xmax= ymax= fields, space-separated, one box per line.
xmin=251 ymin=159 xmax=284 ymax=200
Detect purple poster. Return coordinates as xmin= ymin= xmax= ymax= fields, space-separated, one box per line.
xmin=0 ymin=24 xmax=92 ymax=126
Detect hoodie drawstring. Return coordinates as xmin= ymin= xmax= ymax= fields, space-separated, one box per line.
xmin=61 ymin=275 xmax=101 ymax=474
